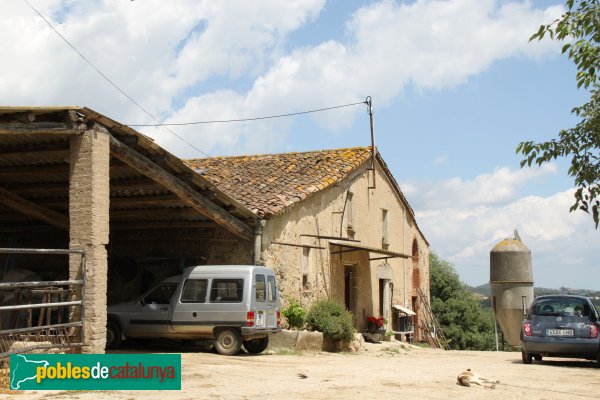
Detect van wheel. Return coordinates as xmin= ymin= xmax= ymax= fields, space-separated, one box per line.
xmin=243 ymin=336 xmax=269 ymax=354
xmin=522 ymin=350 xmax=532 ymax=364
xmin=106 ymin=320 xmax=122 ymax=349
xmin=214 ymin=329 xmax=242 ymax=356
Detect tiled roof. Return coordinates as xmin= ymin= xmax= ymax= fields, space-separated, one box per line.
xmin=185 ymin=147 xmax=372 ymax=218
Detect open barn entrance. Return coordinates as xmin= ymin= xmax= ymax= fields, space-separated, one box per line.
xmin=0 ymin=107 xmax=256 ymax=353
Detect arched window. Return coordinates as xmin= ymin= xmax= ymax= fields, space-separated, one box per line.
xmin=412 ymin=239 xmax=420 ymax=289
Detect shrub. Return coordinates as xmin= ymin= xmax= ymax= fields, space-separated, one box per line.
xmin=281 ymin=298 xmax=306 ymax=329
xmin=305 ymin=298 xmax=355 ymax=341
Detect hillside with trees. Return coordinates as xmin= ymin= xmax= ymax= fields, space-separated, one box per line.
xmin=469 ymin=283 xmax=600 ymax=308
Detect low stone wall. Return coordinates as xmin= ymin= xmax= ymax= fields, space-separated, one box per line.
xmin=269 ymin=330 xmax=364 ymax=352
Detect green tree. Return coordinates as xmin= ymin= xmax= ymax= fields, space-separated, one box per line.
xmin=518 ymin=0 xmax=600 ymax=227
xmin=429 ymin=252 xmax=495 ymax=350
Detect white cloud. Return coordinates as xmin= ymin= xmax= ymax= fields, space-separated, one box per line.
xmin=405 ymin=163 xmax=558 ymax=209
xmin=411 ymin=168 xmax=598 ymax=289
xmin=1 ymin=1 xmax=564 ymax=157
xmin=164 ymin=0 xmax=564 ymax=156
xmin=0 ymin=0 xmax=326 ymax=124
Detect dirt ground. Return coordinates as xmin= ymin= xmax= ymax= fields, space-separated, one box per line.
xmin=4 ymin=341 xmax=600 ymax=400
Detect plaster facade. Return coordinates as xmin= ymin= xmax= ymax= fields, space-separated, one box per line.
xmin=259 ymin=161 xmax=429 ymax=333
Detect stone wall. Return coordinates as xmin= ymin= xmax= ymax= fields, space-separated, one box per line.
xmin=260 ymin=161 xmax=429 ymax=333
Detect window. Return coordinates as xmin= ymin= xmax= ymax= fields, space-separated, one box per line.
xmin=210 ymin=279 xmax=244 ymax=303
xmin=381 ymin=209 xmax=389 ymax=246
xmin=302 ymin=248 xmax=311 ymax=290
xmin=181 ymin=279 xmax=208 ymax=303
xmin=255 ymin=274 xmax=266 ymax=302
xmin=345 ymin=192 xmax=354 ymax=229
xmin=267 ymin=276 xmax=277 ymax=302
xmin=533 ymin=298 xmax=591 ymax=317
xmin=143 ymin=284 xmax=177 ymax=305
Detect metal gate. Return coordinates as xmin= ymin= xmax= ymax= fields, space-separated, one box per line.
xmin=0 ymin=248 xmax=86 ymax=361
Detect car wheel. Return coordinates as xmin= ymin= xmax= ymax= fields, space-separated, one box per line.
xmin=243 ymin=336 xmax=269 ymax=354
xmin=214 ymin=328 xmax=242 ymax=356
xmin=533 ymin=355 xmax=542 ymax=362
xmin=106 ymin=320 xmax=122 ymax=349
xmin=522 ymin=350 xmax=532 ymax=364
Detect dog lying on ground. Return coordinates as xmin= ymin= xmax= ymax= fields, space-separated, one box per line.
xmin=457 ymin=369 xmax=499 ymax=388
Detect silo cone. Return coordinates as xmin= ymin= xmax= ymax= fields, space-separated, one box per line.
xmin=490 ymin=232 xmax=534 ymax=347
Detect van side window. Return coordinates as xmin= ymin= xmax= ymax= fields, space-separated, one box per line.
xmin=267 ymin=276 xmax=277 ymax=302
xmin=181 ymin=279 xmax=208 ymax=303
xmin=144 ymin=283 xmax=177 ymax=305
xmin=255 ymin=275 xmax=266 ymax=302
xmin=210 ymin=279 xmax=244 ymax=303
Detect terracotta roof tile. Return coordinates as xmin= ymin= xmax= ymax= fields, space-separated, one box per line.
xmin=185 ymin=147 xmax=372 ymax=218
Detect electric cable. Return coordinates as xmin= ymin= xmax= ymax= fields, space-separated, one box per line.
xmin=21 ymin=0 xmax=211 ymax=157
xmin=127 ymin=101 xmax=368 ymax=127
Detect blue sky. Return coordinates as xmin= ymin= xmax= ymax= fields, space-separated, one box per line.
xmin=1 ymin=0 xmax=597 ymax=289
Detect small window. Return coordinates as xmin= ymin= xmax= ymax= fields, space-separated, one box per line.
xmin=255 ymin=275 xmax=266 ymax=302
xmin=210 ymin=279 xmax=244 ymax=303
xmin=381 ymin=209 xmax=389 ymax=245
xmin=181 ymin=279 xmax=208 ymax=303
xmin=144 ymin=283 xmax=177 ymax=305
xmin=345 ymin=192 xmax=354 ymax=228
xmin=302 ymin=248 xmax=311 ymax=290
xmin=267 ymin=276 xmax=277 ymax=302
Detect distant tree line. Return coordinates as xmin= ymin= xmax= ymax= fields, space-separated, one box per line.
xmin=471 ymin=284 xmax=600 ymax=309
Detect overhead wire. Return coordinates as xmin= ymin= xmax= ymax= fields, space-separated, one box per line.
xmin=21 ymin=0 xmax=211 ymax=157
xmin=127 ymin=101 xmax=368 ymax=127
xmin=22 ymin=0 xmax=368 ymax=157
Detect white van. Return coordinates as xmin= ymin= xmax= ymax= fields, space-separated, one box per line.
xmin=107 ymin=265 xmax=281 ymax=355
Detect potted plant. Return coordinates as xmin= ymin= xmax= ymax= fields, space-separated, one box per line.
xmin=366 ymin=317 xmax=387 ymax=334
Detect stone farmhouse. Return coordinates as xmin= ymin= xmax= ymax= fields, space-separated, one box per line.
xmin=0 ymin=107 xmax=428 ymax=354
xmin=185 ymin=147 xmax=430 ymax=334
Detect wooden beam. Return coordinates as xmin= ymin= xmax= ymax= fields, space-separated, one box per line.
xmin=0 ymin=164 xmax=68 ymax=179
xmin=0 ymin=225 xmax=62 ymax=233
xmin=109 ymin=136 xmax=254 ymax=240
xmin=0 ymin=186 xmax=68 ymax=230
xmin=110 ymin=208 xmax=201 ymax=220
xmin=0 ymin=141 xmax=69 ymax=156
xmin=111 ymin=220 xmax=218 ymax=230
xmin=0 ymin=122 xmax=83 ymax=135
xmin=5 ymin=178 xmax=167 ymax=198
xmin=38 ymin=194 xmax=183 ymax=209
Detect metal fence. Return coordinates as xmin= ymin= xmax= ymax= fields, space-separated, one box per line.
xmin=0 ymin=248 xmax=86 ymax=362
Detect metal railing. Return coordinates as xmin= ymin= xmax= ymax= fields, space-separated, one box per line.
xmin=0 ymin=248 xmax=86 ymax=360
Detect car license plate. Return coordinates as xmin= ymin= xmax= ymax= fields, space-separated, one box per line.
xmin=256 ymin=312 xmax=265 ymax=327
xmin=546 ymin=329 xmax=574 ymax=336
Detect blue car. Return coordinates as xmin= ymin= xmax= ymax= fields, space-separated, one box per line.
xmin=521 ymin=294 xmax=600 ymax=364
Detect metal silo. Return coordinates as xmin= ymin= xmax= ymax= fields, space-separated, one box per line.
xmin=490 ymin=231 xmax=534 ymax=347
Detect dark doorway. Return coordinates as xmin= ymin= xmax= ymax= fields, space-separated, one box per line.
xmin=412 ymin=295 xmax=420 ymax=339
xmin=379 ymin=279 xmax=385 ymax=317
xmin=344 ymin=265 xmax=354 ymax=312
